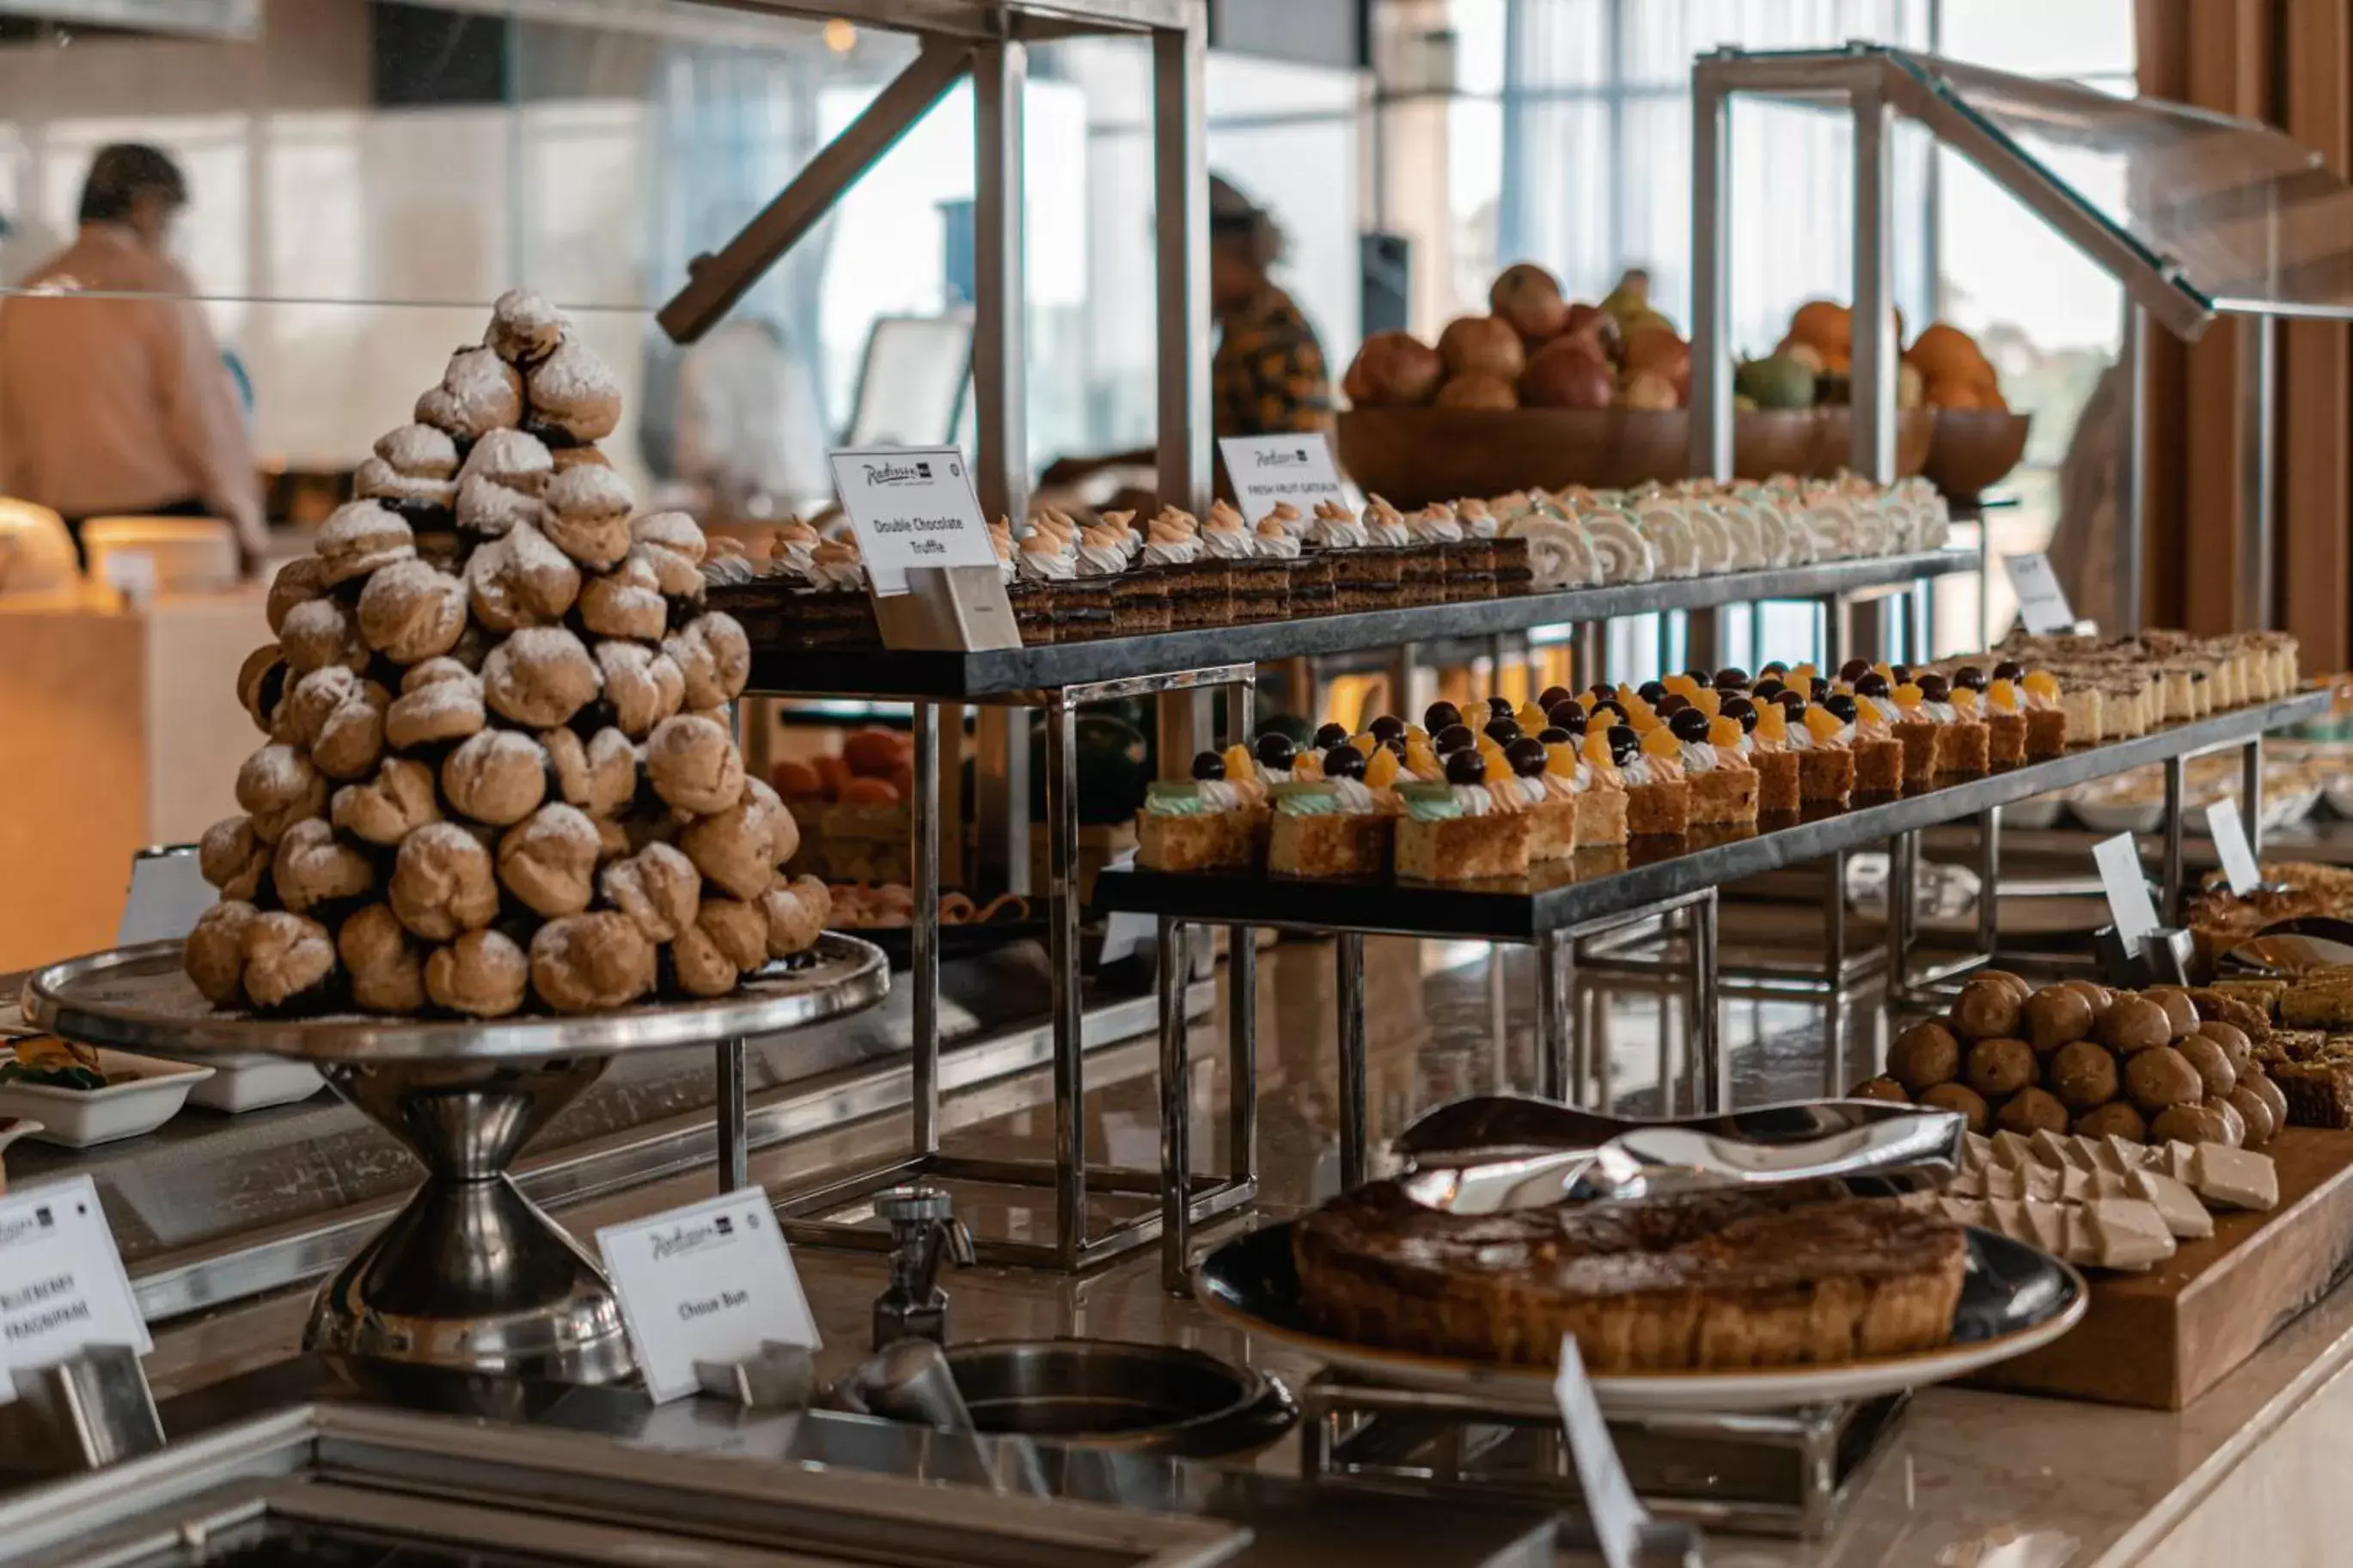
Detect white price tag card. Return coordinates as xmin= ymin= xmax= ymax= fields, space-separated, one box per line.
xmin=2206 ymin=798 xmax=2262 ymax=896
xmin=1554 ymin=1336 xmax=1647 ymax=1568
xmin=1218 ymin=433 xmax=1348 ymax=526
xmin=2093 ymin=832 xmax=2163 ymax=950
xmin=0 ymin=1175 xmax=150 ymax=1403
xmin=828 ymin=446 xmax=996 ymax=598
xmin=596 ymin=1190 xmax=820 ymax=1404
xmin=2002 ymin=552 xmax=2077 ymax=636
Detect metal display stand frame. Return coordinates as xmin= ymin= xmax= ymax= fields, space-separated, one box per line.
xmin=21 ymin=937 xmax=889 ymax=1385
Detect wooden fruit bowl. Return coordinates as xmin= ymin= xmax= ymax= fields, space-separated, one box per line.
xmin=1334 ymin=406 xmax=1933 ymax=508
xmin=1924 ymin=410 xmax=2032 ymax=503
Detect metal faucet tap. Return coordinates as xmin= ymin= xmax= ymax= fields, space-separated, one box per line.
xmin=871 ymin=1185 xmax=975 ymax=1350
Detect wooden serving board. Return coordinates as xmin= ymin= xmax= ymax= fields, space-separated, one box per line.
xmin=1968 ymin=1128 xmax=2353 ymax=1408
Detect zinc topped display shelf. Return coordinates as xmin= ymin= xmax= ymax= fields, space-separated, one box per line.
xmin=740 ymin=547 xmax=1977 ymax=700
xmin=724 ymin=0 xmax=1196 ymax=40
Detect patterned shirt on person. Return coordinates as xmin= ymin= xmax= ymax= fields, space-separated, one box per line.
xmin=1213 ymin=284 xmax=1333 ymax=439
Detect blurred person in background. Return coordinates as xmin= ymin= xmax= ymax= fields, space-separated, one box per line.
xmin=0 ymin=143 xmax=265 ymax=575
xmin=1039 ymin=174 xmax=1331 ymax=500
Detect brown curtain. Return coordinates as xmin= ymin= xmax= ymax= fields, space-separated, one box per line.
xmin=2136 ymin=0 xmax=2353 ymax=665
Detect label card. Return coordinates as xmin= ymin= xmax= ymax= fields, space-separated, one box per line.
xmin=2002 ymin=552 xmax=2077 ymax=636
xmin=1554 ymin=1336 xmax=1647 ymax=1568
xmin=0 ymin=1175 xmax=150 ymax=1404
xmin=597 ymin=1191 xmax=820 ymax=1404
xmin=828 ymin=446 xmax=996 ymax=598
xmin=1218 ymin=433 xmax=1348 ymax=527
xmin=2207 ymin=798 xmax=2262 ymax=895
xmin=2093 ymin=832 xmax=2163 ymax=950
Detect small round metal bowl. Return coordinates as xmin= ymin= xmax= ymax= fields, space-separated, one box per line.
xmin=940 ymin=1338 xmax=1297 ymax=1459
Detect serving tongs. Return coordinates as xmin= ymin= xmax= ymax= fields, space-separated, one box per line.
xmin=1392 ymin=1095 xmax=1964 ymax=1215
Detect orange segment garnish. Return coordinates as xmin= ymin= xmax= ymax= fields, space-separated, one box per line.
xmin=1365 ymin=747 xmax=1400 ymax=788
xmin=1987 ymin=677 xmax=2020 ymax=711
xmin=2024 ymin=669 xmax=2061 ymax=700
xmin=1405 ymin=723 xmax=1429 ymax=742
xmin=1663 ymin=674 xmax=1701 ymax=700
xmin=1756 ymin=705 xmax=1788 ymax=741
xmin=1294 ymin=750 xmax=1324 ymax=779
xmin=1351 ymin=731 xmax=1378 ymax=755
xmin=1545 ymin=741 xmax=1579 ymax=776
xmin=1694 ymin=688 xmax=1721 ymax=718
xmin=1483 ymin=749 xmax=1511 ymax=783
xmin=1517 ymin=702 xmax=1549 ymax=733
xmin=1792 ymin=662 xmax=1818 ymax=681
xmin=1804 ymin=705 xmax=1844 ymax=741
xmin=1580 ymin=732 xmax=1612 ymax=767
xmin=1641 ymin=727 xmax=1678 ymax=758
xmin=1893 ymin=681 xmax=1924 ymax=711
xmin=1222 ymin=744 xmax=1253 ymax=779
xmin=1951 ymin=687 xmax=1981 ymax=717
xmin=1405 ymin=738 xmax=1439 ymax=775
xmin=1708 ymin=716 xmax=1742 ymax=747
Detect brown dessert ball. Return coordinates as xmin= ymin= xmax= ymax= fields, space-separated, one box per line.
xmin=1950 ymin=978 xmax=2023 ymax=1042
xmin=2098 ymin=996 xmax=2173 ymax=1054
xmin=2058 ymin=979 xmax=2113 ymax=1013
xmin=2144 ymin=987 xmax=2201 ymax=1040
xmin=545 ymin=727 xmax=637 ymax=821
xmin=199 ymin=815 xmax=269 ymax=902
xmin=645 ymin=714 xmax=745 ymax=815
xmin=601 ymin=842 xmax=701 ymax=943
xmin=1997 ymin=1087 xmax=2070 ymax=1136
xmin=695 ymin=897 xmax=770 ymax=973
xmin=272 ymin=819 xmax=376 ymax=915
xmin=1965 ymin=1037 xmax=2038 ymax=1100
xmin=496 ymin=804 xmax=602 ymax=918
xmin=1920 ymin=1082 xmax=1990 ymax=1134
xmin=389 ymin=822 xmax=499 ymax=941
xmin=760 ymin=876 xmax=830 ymax=958
xmin=332 ymin=759 xmax=441 ymax=846
xmin=239 ymin=911 xmax=337 ymax=1010
xmin=185 ymin=900 xmax=258 ymax=1006
xmin=425 ymin=928 xmax=530 ymax=1018
xmin=441 ymin=729 xmax=549 ymax=827
xmin=2190 ymin=991 xmax=2270 ymax=1042
xmin=2175 ymin=1034 xmax=2238 ymax=1100
xmin=669 ymin=922 xmax=740 ymax=998
xmin=2151 ymin=1101 xmax=2235 ymax=1147
xmin=2244 ymin=1069 xmax=2290 ymax=1134
xmin=2048 ymin=1040 xmax=2122 ymax=1112
xmin=2125 ymin=1045 xmax=2203 ymax=1114
xmin=2195 ymin=1021 xmax=2255 ymax=1077
xmin=1977 ymin=970 xmax=2035 ymax=1003
xmin=2074 ymin=1101 xmax=2148 ymax=1142
xmin=1849 ymin=1076 xmax=1910 ymax=1104
xmin=2023 ymin=986 xmax=2095 ymax=1054
xmin=2206 ymin=1095 xmax=2247 ymax=1148
xmin=1886 ymin=1021 xmax=1960 ymax=1094
xmin=529 ymin=911 xmax=657 ymax=1013
xmin=2225 ymin=1083 xmax=2277 ymax=1148
xmin=236 ymin=743 xmax=327 ymax=844
xmin=338 ymin=904 xmax=425 ymax=1015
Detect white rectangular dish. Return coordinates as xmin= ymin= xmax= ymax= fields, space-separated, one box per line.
xmin=0 ymin=1048 xmax=213 ymax=1147
xmin=161 ymin=1052 xmax=323 ymax=1113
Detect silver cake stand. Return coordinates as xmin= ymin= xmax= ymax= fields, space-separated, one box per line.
xmin=22 ymin=935 xmax=888 ymax=1386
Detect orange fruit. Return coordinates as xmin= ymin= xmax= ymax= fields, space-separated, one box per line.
xmin=844 ymin=727 xmax=907 ymax=776
xmin=1907 ymin=323 xmax=1988 ymax=380
xmin=840 ymin=776 xmax=901 ymax=806
xmin=812 ymin=754 xmax=852 ymax=800
xmin=1789 ymin=300 xmax=1851 ymax=351
xmin=772 ymin=760 xmax=825 ymax=798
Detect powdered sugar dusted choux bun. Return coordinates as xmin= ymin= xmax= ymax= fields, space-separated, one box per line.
xmin=485 ymin=286 xmax=565 ymax=368
xmin=600 ymin=842 xmax=701 ymax=945
xmin=358 ymin=559 xmax=468 ymax=664
xmin=663 ymin=611 xmax=749 ymax=709
xmin=421 ymin=346 xmax=523 ymax=442
xmin=332 ymin=759 xmax=441 ymax=846
xmin=425 ymin=928 xmax=530 ymax=1017
xmin=694 ymin=895 xmax=768 ymax=974
xmin=761 ymin=875 xmax=830 ymax=958
xmin=278 ymin=595 xmax=367 ymax=675
xmin=529 ymin=911 xmax=656 ymax=1013
xmin=594 ymin=640 xmax=685 ymax=738
xmin=544 ymin=727 xmax=637 ymax=820
xmin=578 ymin=553 xmax=669 ymax=641
xmin=440 ymin=728 xmax=548 ymax=826
xmin=315 ymin=500 xmax=416 ymax=587
xmin=384 ymin=662 xmax=486 ymax=751
xmin=236 ymin=743 xmax=327 ymax=843
xmin=238 ymin=911 xmax=338 ymax=1011
xmin=186 ymin=900 xmax=258 ymax=1005
xmin=679 ymin=791 xmax=773 ymax=901
xmin=467 ymin=522 xmax=581 ymax=631
xmin=497 ymin=802 xmax=602 ymax=918
xmin=742 ymin=777 xmax=798 ymax=868
xmin=669 ymin=921 xmax=739 ymax=998
xmin=460 ymin=428 xmax=555 ymax=494
xmin=199 ymin=815 xmax=270 ymax=902
xmin=354 ymin=424 xmax=461 ymax=520
xmin=541 ymin=464 xmax=635 ymax=570
xmin=389 ymin=821 xmax=498 ymax=941
xmin=339 ymin=904 xmax=426 ymax=1015
xmin=524 ymin=335 xmax=621 ymax=444
xmin=482 ymin=625 xmax=600 ymax=729
xmin=645 ymin=713 xmax=743 ymax=815
xmin=266 ymin=555 xmax=325 ymax=637
xmin=272 ymin=819 xmax=375 ymax=916
xmin=309 ymin=678 xmax=389 ymax=781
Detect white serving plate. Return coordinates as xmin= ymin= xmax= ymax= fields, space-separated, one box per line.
xmin=2069 ymin=797 xmax=2166 ymax=835
xmin=2264 ymin=787 xmax=2322 ymax=832
xmin=0 ymin=1048 xmax=213 ymax=1148
xmin=150 ymin=1052 xmax=324 ymax=1113
xmin=2000 ymin=793 xmax=2065 ymax=831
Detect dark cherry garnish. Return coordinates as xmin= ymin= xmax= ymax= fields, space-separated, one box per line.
xmin=1824 ymin=693 xmax=1861 ymax=723
xmin=1424 ymin=700 xmax=1463 ymax=733
xmin=1537 ymin=685 xmax=1574 ymax=711
xmin=1636 ymin=680 xmax=1668 ymax=705
xmin=1434 ymin=723 xmax=1477 ymax=753
xmin=1589 ymin=699 xmax=1629 ymax=726
xmin=1808 ymin=676 xmax=1831 ymax=701
xmin=1545 ymin=699 xmax=1586 ymax=730
xmin=1667 ymin=707 xmax=1711 ymax=741
xmin=1190 ymin=750 xmax=1225 ymax=781
xmin=1384 ymin=736 xmax=1409 ymax=756
xmin=1775 ymin=689 xmax=1806 ymax=717
xmin=1992 ymin=660 xmax=2026 ymax=682
xmin=1537 ymin=726 xmax=1573 ymax=745
xmin=1760 ymin=661 xmax=1789 ymax=677
xmin=1444 ymin=748 xmax=1488 ymax=785
xmin=1916 ymin=673 xmax=1951 ymax=703
xmin=1951 ymin=666 xmax=1987 ymax=691
xmin=1720 ymin=695 xmax=1758 ymax=731
xmin=1483 ymin=717 xmax=1522 ymax=746
xmin=1838 ymin=657 xmax=1873 ymax=683
xmin=1657 ymin=693 xmax=1691 ymax=716
xmin=1254 ymin=733 xmax=1296 ymax=770
xmin=1752 ymin=677 xmax=1786 ymax=703
xmin=1323 ymin=743 xmax=1366 ymax=780
xmin=1313 ymin=722 xmax=1351 ymax=749
xmin=1684 ymin=668 xmax=1713 ymax=688
xmin=1487 ymin=695 xmax=1516 ymax=719
xmin=1890 ymin=663 xmax=1912 ymax=684
xmin=1714 ymin=667 xmax=1751 ymax=690
xmin=1506 ymin=736 xmax=1549 ymax=777
xmin=1588 ymin=682 xmax=1617 ymax=703
xmin=1855 ymin=672 xmax=1892 ymax=698
xmin=1606 ymin=725 xmax=1641 ymax=766
xmin=1370 ymin=714 xmax=1407 ymax=741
